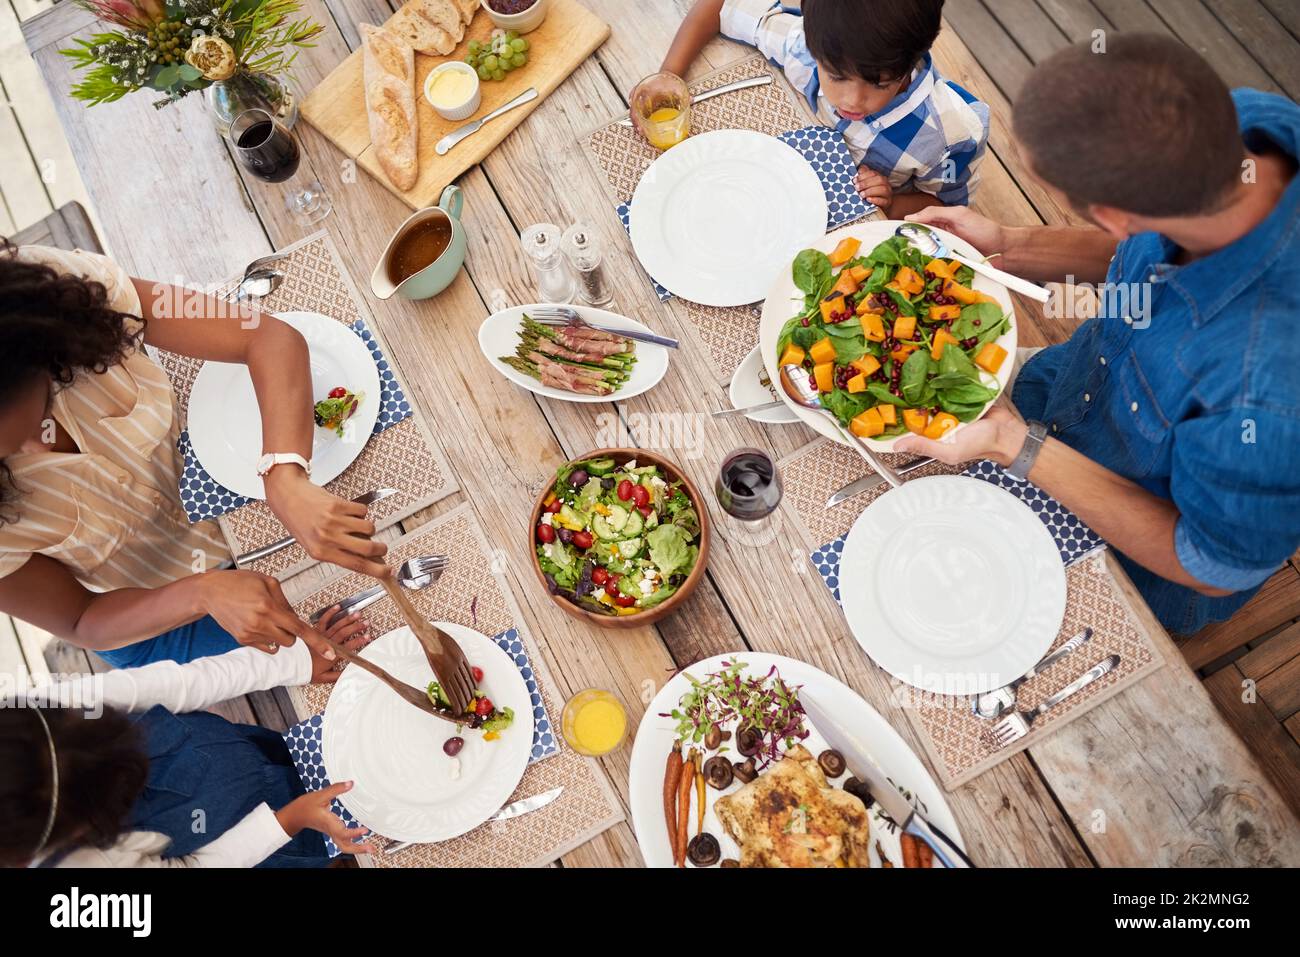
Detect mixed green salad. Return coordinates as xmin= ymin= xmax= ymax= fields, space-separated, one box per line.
xmin=775 ymin=231 xmax=1013 ymax=442
xmin=536 ymin=457 xmax=702 ymax=616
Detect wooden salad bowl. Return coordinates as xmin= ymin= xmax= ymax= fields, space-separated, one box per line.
xmin=528 ymin=448 xmax=712 ymax=630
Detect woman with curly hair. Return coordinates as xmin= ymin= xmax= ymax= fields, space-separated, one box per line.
xmin=0 ymin=244 xmax=388 ymax=665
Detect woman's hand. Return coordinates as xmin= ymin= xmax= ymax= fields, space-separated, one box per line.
xmin=300 ymin=605 xmax=371 ymax=684
xmin=198 ymin=570 xmax=311 ymax=653
xmin=893 ymin=402 xmax=1027 ymax=467
xmin=903 ymin=205 xmax=1007 ymax=256
xmin=263 ymin=467 xmax=390 ymax=578
xmin=275 ymin=781 xmax=376 ymax=856
xmin=855 ymin=166 xmax=894 ymax=210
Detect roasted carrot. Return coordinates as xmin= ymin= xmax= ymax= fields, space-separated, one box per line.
xmin=900 ymin=833 xmax=922 ymax=869
xmin=675 ymin=749 xmax=695 ymax=867
xmin=917 ymin=840 xmax=934 ymax=868
xmin=694 ymin=751 xmax=705 ymax=836
xmin=663 ymin=741 xmax=683 ymax=850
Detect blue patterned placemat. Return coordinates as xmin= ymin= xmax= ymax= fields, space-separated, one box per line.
xmin=619 ymin=125 xmax=873 ymax=301
xmin=809 ymin=463 xmax=1105 ymax=604
xmin=179 ymin=318 xmax=411 ymax=523
xmin=282 ymin=626 xmax=558 ymax=855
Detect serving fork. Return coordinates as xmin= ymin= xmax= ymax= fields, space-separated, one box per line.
xmin=312 ymin=628 xmax=460 ymax=725
xmin=374 ymin=570 xmax=477 ymax=716
xmin=529 ymin=306 xmax=679 ymax=349
xmin=989 ymin=654 xmax=1120 ymax=748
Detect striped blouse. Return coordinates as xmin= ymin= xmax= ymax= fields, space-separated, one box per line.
xmin=0 ymin=246 xmax=229 ymax=591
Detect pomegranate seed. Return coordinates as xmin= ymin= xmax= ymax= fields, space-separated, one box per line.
xmin=471 ymin=666 xmax=484 ymax=683
xmin=801 ymin=317 xmax=810 ymax=327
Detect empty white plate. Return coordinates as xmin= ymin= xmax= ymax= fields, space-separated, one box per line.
xmin=186 ymin=311 xmax=381 ymax=499
xmin=628 ymin=129 xmax=827 ymax=307
xmin=839 ymin=475 xmax=1065 ymax=695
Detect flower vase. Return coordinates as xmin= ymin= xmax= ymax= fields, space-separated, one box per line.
xmin=204 ymin=70 xmax=297 ymax=138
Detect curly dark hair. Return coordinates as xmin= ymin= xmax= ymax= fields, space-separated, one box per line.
xmin=803 ymin=0 xmax=944 ymax=84
xmin=0 ymin=704 xmax=149 ymax=865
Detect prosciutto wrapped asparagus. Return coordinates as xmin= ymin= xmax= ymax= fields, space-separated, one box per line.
xmin=502 ymin=316 xmax=637 ymax=396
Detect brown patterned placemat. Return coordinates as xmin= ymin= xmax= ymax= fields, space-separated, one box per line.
xmin=776 ymin=436 xmax=1164 ymax=790
xmin=288 ymin=502 xmax=625 ymax=867
xmin=150 ymin=230 xmax=458 ymax=578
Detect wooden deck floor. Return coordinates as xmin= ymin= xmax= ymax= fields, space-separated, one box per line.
xmin=1 ymin=0 xmax=1298 ymax=817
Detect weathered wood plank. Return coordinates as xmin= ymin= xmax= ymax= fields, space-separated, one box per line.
xmin=1237 ymin=620 xmax=1300 ymax=682
xmin=1035 ymin=0 xmax=1115 ymax=42
xmin=1203 ymin=0 xmax=1300 ymax=99
xmin=943 ymin=0 xmax=1037 ymax=99
xmin=1257 ymin=654 xmax=1300 ymax=720
xmin=1179 ymin=564 xmax=1300 ymax=671
xmin=1145 ymin=0 xmax=1279 ymax=92
xmin=1204 ymin=663 xmax=1300 ymax=817
xmin=982 ymin=0 xmax=1071 ymax=63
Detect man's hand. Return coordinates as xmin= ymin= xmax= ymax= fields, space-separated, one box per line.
xmin=893 ymin=403 xmax=1027 ymax=467
xmin=198 ymin=570 xmax=311 ymax=653
xmin=275 ymin=781 xmax=376 ymax=856
xmin=904 ymin=205 xmax=1008 ymax=256
xmin=263 ymin=467 xmax=390 ymax=577
xmin=855 ymin=166 xmax=893 ymax=210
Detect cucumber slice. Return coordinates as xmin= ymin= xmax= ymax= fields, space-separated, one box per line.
xmin=605 ymin=504 xmax=630 ymax=532
xmin=623 ymin=510 xmax=644 ymax=537
xmin=643 ymin=509 xmax=659 ymax=529
xmin=584 ymin=458 xmax=616 ymax=476
xmin=617 ymin=537 xmax=643 ymax=559
xmin=593 ymin=515 xmax=617 ymax=541
xmin=558 ymin=505 xmax=585 ymax=529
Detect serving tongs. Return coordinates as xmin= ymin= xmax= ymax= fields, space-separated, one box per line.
xmin=312 ymin=629 xmax=460 ymax=725
xmin=375 ymin=574 xmax=478 ymax=716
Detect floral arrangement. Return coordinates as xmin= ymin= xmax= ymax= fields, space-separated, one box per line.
xmin=60 ymin=0 xmax=323 ymax=107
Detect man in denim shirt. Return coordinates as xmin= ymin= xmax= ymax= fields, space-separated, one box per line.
xmin=898 ymin=35 xmax=1300 ymax=635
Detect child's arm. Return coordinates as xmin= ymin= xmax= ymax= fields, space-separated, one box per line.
xmin=660 ymin=0 xmax=725 ymax=77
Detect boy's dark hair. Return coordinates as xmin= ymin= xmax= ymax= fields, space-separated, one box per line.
xmin=1014 ymin=34 xmax=1243 ymax=217
xmin=0 ymin=705 xmax=148 ymax=865
xmin=803 ymin=0 xmax=944 ymax=83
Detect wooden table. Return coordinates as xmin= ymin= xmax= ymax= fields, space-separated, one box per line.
xmin=22 ymin=0 xmax=1300 ymax=867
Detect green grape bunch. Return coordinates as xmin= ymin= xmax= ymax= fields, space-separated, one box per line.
xmin=464 ymin=29 xmax=530 ymax=82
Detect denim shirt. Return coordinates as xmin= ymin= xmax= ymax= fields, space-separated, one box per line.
xmin=1012 ymin=89 xmax=1300 ymax=635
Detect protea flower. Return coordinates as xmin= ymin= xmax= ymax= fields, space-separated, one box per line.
xmin=185 ymin=34 xmax=237 ymax=80
xmin=77 ymin=0 xmax=166 ymax=31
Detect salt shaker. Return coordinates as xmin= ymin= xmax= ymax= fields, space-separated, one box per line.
xmin=520 ymin=223 xmax=575 ymax=304
xmin=561 ymin=222 xmax=613 ymax=307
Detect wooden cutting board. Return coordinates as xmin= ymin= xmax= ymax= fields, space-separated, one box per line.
xmin=301 ymin=0 xmax=609 ymax=209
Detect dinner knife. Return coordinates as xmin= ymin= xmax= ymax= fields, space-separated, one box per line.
xmin=309 ymin=583 xmax=385 ymax=625
xmin=824 ymin=458 xmax=935 ymax=509
xmin=616 ymin=75 xmax=774 ymax=127
xmin=436 ymin=87 xmax=539 ymax=156
xmin=383 ymin=787 xmax=564 ymax=854
xmin=234 ymin=487 xmax=398 ymax=566
xmin=799 ymin=692 xmax=975 ymax=868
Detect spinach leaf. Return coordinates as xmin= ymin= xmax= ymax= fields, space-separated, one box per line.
xmin=867 ymin=383 xmax=908 ymax=406
xmin=792 ymin=249 xmax=832 ymax=298
xmin=883 ymin=287 xmax=917 ymax=316
xmin=832 ymin=335 xmax=868 ymax=364
xmin=862 ymin=265 xmax=892 ymax=292
xmin=899 ymin=349 xmax=931 ymax=405
xmin=865 ymin=238 xmax=902 ymax=266
xmin=822 ymin=387 xmax=874 ymax=425
xmin=950 ymin=302 xmax=1002 ymax=339
xmin=936 ymin=379 xmax=998 ymax=405
xmin=823 ymin=316 xmax=863 ymax=337
xmin=975 ymin=313 xmax=1011 ymax=348
xmin=939 ymin=345 xmax=981 ymax=382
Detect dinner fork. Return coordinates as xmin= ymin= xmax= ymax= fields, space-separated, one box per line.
xmin=989 ymin=655 xmax=1120 ymax=748
xmin=528 ymin=306 xmax=680 ymax=349
xmin=972 ymin=628 xmax=1093 ymax=719
xmin=308 ymin=554 xmax=448 ymax=624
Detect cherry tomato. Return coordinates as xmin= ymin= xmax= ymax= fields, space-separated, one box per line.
xmin=572 ymin=530 xmax=594 ymax=550
xmin=591 ymin=567 xmax=609 ymax=586
xmin=638 ymin=505 xmax=653 ymax=518
xmin=632 ymin=484 xmax=650 ymax=508
xmin=614 ymin=593 xmax=637 ymax=608
xmin=471 ymin=666 xmax=484 ymax=684
xmin=475 ymin=696 xmax=494 ymax=716
xmin=536 ymin=523 xmax=555 ymax=543
xmin=616 ymin=479 xmax=634 ymax=501
xmin=605 ymin=574 xmax=621 ymax=596
xmin=545 ymin=499 xmax=563 ymax=514
xmin=328 ymin=386 xmax=347 ymax=398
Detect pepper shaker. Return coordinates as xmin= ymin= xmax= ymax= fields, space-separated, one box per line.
xmin=561 ymin=222 xmax=613 ymax=307
xmin=520 ymin=223 xmax=575 ymax=304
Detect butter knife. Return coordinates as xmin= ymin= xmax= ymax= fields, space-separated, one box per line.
xmin=824 ymin=458 xmax=934 ymax=508
xmin=383 ymin=786 xmax=564 ymax=854
xmin=435 ymin=87 xmax=539 ymax=155
xmin=616 ymin=75 xmax=773 ymax=127
xmin=233 ymin=487 xmax=398 ymax=566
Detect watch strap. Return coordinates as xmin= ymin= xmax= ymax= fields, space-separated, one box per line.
xmin=258 ymin=452 xmax=312 ymax=477
xmin=1005 ymin=420 xmax=1047 ymax=481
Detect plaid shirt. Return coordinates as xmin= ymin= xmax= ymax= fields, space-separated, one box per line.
xmin=720 ymin=0 xmax=990 ymax=204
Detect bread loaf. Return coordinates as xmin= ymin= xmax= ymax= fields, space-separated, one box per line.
xmin=361 ymin=23 xmax=419 ymax=191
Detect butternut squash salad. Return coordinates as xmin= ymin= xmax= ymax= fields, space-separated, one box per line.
xmin=775 ymin=235 xmax=1012 ymax=441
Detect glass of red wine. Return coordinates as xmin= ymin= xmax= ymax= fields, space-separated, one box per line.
xmin=229 ymin=108 xmax=331 ymax=224
xmin=715 ymin=447 xmax=783 ymax=523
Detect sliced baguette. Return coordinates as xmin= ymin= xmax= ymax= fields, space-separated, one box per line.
xmin=452 ymin=0 xmax=479 ymax=26
xmin=361 ymin=23 xmax=419 ymax=192
xmin=388 ymin=1 xmax=457 ymax=55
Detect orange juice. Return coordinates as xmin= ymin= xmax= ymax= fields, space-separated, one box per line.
xmin=643 ymin=106 xmax=689 ymax=150
xmin=561 ymin=689 xmax=628 ymax=756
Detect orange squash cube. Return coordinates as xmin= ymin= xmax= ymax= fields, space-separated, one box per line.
xmin=940 ymin=279 xmax=979 ymax=305
xmin=856 ymin=295 xmax=885 ymax=316
xmin=851 ymin=355 xmax=881 ymax=378
xmin=930 ymin=329 xmax=959 ymax=360
xmin=974 ymin=342 xmax=1008 ymax=374
xmin=848 ymin=264 xmax=872 ymax=283
xmin=820 ymin=292 xmax=847 ymax=324
xmin=923 ymin=412 xmax=959 ymax=440
xmin=829 ymin=237 xmax=862 ymax=267
xmin=925 ymin=258 xmax=955 ymax=280
xmin=973 ymin=291 xmax=999 ymax=305
xmin=928 ymin=303 xmax=961 ymax=322
xmin=778 ymin=343 xmax=806 ymax=368
xmin=894 ymin=266 xmax=924 ymax=296
xmin=813 ymin=362 xmax=835 ymax=392
xmin=809 ymin=337 xmax=837 ymax=365
xmin=902 ymin=408 xmax=929 ymax=435
xmin=832 ymin=271 xmax=860 ymax=297
xmin=876 ymin=404 xmax=897 ymax=426
xmin=889 ymin=346 xmax=917 ymax=363
xmin=850 ymin=407 xmax=885 ymax=438
xmin=861 ymin=313 xmax=886 ymax=342
xmin=892 ymin=314 xmax=917 ymax=340
xmin=846 ymin=373 xmax=868 ymax=394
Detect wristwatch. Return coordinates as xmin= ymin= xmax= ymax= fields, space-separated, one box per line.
xmin=1005 ymin=420 xmax=1048 ymax=481
xmin=256 ymin=452 xmax=312 ymax=477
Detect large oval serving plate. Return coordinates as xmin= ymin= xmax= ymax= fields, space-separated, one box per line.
xmin=628 ymin=651 xmax=965 ymax=868
xmin=187 ymin=311 xmax=381 ymax=499
xmin=840 ymin=475 xmax=1065 ymax=695
xmin=478 ymin=304 xmax=670 ymax=403
xmin=758 ymin=221 xmax=1018 ymax=450
xmin=321 ymin=622 xmax=531 ymax=844
xmin=628 ymin=129 xmax=827 ymax=307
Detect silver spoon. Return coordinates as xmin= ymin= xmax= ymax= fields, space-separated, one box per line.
xmin=234 ymin=268 xmax=283 ymax=301
xmin=779 ymin=364 xmax=903 ymax=487
xmin=894 ymin=223 xmax=1050 ymax=303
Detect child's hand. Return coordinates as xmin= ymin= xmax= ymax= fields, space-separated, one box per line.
xmin=855 ymin=166 xmax=893 ymax=210
xmin=275 ymin=781 xmax=376 ymax=856
xmin=301 ymin=605 xmax=370 ymax=683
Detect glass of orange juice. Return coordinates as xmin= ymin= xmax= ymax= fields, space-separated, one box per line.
xmin=561 ymin=689 xmax=628 ymax=756
xmin=631 ymin=72 xmax=691 ymax=151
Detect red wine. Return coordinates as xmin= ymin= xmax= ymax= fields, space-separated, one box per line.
xmin=234 ymin=119 xmax=301 ymax=183
xmin=716 ymin=449 xmax=782 ymax=521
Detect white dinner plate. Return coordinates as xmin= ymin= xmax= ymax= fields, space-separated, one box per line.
xmin=758 ymin=220 xmax=1018 ymax=451
xmin=321 ymin=622 xmax=532 ymax=844
xmin=727 ymin=345 xmax=801 ymax=423
xmin=628 ymin=129 xmax=827 ymax=307
xmin=628 ymin=651 xmax=964 ymax=867
xmin=186 ymin=311 xmax=381 ymax=499
xmin=478 ymin=303 xmax=670 ymax=403
xmin=839 ymin=475 xmax=1066 ymax=695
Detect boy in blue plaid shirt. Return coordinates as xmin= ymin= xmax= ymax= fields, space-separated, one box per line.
xmin=641 ymin=0 xmax=990 ymax=215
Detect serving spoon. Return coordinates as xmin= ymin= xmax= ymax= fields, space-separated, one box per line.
xmin=894 ymin=223 xmax=1051 ymax=303
xmin=780 ymin=364 xmax=904 ymax=487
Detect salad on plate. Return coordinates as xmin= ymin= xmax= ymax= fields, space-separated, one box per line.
xmin=535 ymin=456 xmax=701 ymax=616
xmin=775 ymin=233 xmax=1012 ymax=442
